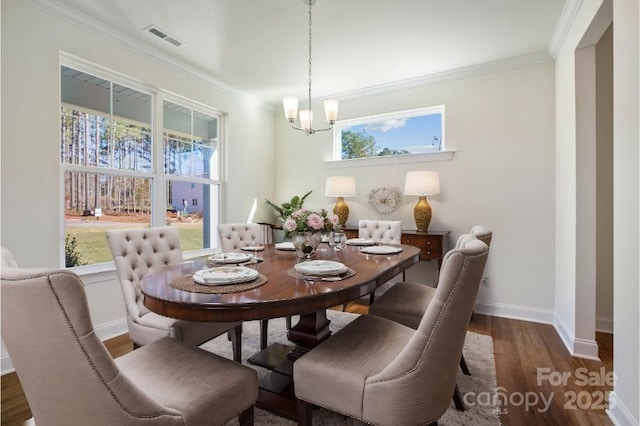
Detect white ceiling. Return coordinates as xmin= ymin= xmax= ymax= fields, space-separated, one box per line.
xmin=51 ymin=0 xmax=568 ymax=106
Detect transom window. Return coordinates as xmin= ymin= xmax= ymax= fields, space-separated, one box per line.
xmin=333 ymin=106 xmax=445 ymax=161
xmin=60 ymin=61 xmax=223 ymax=267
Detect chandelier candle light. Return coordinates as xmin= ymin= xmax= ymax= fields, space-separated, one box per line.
xmin=324 ymin=176 xmax=356 ymax=228
xmin=404 ymin=171 xmax=440 ymax=232
xmin=283 ymin=0 xmax=338 ymax=135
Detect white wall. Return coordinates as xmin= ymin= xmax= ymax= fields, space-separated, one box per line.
xmin=274 ymin=63 xmax=557 ymax=320
xmin=610 ymin=0 xmax=639 ymax=423
xmin=0 ymin=0 xmax=276 ymax=370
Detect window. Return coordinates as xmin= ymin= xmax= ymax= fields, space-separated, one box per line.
xmin=60 ymin=63 xmax=223 ymax=267
xmin=333 ymin=106 xmax=445 ymax=161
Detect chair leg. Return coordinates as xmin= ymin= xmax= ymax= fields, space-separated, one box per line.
xmin=296 ymin=399 xmax=313 ymax=426
xmin=228 ymin=325 xmax=242 ymax=362
xmin=238 ymin=404 xmax=254 ymax=426
xmin=286 ymin=316 xmax=292 ymax=330
xmin=369 ymin=292 xmax=375 ymax=306
xmin=460 ymin=354 xmax=471 ymax=375
xmin=260 ymin=319 xmax=268 ymax=350
xmin=452 ymin=384 xmax=466 ymax=411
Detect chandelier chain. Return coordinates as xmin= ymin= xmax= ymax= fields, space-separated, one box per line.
xmin=307 ymin=0 xmax=313 ymax=112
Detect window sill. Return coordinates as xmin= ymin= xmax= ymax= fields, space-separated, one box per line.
xmin=326 ymin=151 xmax=455 ymax=168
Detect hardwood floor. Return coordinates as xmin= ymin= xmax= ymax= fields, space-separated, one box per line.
xmin=1 ymin=304 xmax=614 ymax=426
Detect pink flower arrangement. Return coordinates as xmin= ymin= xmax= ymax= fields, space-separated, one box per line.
xmin=283 ymin=208 xmax=340 ymax=236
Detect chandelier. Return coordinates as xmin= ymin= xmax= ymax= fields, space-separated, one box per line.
xmin=283 ymin=0 xmax=338 ymax=135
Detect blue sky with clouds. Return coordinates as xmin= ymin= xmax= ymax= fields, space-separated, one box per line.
xmin=345 ymin=113 xmax=442 ymax=154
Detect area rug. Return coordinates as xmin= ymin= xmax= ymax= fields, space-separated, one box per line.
xmin=201 ymin=311 xmax=499 ymax=426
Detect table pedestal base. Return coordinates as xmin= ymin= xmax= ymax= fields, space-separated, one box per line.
xmin=248 ymin=310 xmax=331 ymax=420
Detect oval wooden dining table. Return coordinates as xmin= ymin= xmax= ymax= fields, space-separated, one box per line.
xmin=140 ymin=242 xmax=420 ymax=348
xmin=140 ymin=242 xmax=420 ymax=420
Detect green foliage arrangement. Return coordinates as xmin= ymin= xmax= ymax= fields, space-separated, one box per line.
xmin=265 ymin=191 xmax=312 ymax=221
xmin=65 ymin=234 xmax=86 ymax=267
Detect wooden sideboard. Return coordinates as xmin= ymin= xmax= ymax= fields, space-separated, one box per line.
xmin=342 ymin=228 xmax=450 ymax=268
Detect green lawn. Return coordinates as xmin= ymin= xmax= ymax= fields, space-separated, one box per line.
xmin=66 ymin=223 xmax=205 ymax=266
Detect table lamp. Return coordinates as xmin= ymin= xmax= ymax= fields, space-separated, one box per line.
xmin=324 ymin=176 xmax=356 ymax=228
xmin=404 ymin=171 xmax=440 ymax=232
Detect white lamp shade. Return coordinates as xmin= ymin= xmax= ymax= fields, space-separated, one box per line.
xmin=299 ymin=109 xmax=313 ymax=130
xmin=404 ymin=171 xmax=440 ymax=195
xmin=323 ymin=99 xmax=339 ymax=123
xmin=325 ymin=176 xmax=356 ymax=197
xmin=283 ymin=97 xmax=299 ymax=121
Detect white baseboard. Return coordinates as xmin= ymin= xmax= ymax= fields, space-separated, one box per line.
xmin=607 ymin=392 xmax=639 ymax=426
xmin=473 ymin=300 xmax=554 ymax=324
xmin=1 ymin=318 xmax=128 ymax=375
xmin=596 ymin=316 xmax=614 ymax=334
xmin=553 ymin=312 xmax=600 ymax=360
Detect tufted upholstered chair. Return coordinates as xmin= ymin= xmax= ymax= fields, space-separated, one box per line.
xmin=107 ymin=227 xmax=243 ymax=361
xmin=217 ymin=223 xmax=292 ymax=349
xmin=358 ymin=219 xmax=402 ymax=244
xmin=294 ymin=236 xmax=489 ymax=426
xmin=369 ymin=226 xmax=493 ymax=410
xmin=1 ymin=268 xmax=258 ymax=426
xmin=355 ymin=219 xmax=403 ymax=306
xmin=218 ymin=223 xmax=263 ymax=251
xmin=1 ymin=246 xmax=18 ymax=268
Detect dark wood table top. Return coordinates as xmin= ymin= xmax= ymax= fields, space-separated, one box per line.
xmin=140 ymin=243 xmax=420 ymax=323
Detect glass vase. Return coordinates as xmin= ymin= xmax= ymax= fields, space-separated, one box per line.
xmin=292 ymin=232 xmax=322 ymax=260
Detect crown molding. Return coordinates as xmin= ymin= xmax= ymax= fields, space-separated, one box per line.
xmin=23 ymin=0 xmax=274 ymax=112
xmin=323 ymin=51 xmax=553 ymax=104
xmin=547 ymin=0 xmax=584 ymax=58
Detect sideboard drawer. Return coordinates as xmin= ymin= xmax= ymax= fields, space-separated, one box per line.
xmin=401 ymin=234 xmax=443 ymax=261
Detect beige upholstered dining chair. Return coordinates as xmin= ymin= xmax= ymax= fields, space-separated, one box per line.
xmin=218 ymin=223 xmax=264 ymax=251
xmin=358 ymin=219 xmax=402 ymax=244
xmin=217 ymin=223 xmax=292 ymax=349
xmin=1 ymin=268 xmax=258 ymax=426
xmin=368 ymin=226 xmax=493 ymax=410
xmin=355 ymin=219 xmax=403 ymax=306
xmin=107 ymin=226 xmax=243 ymax=361
xmin=294 ymin=236 xmax=489 ymax=426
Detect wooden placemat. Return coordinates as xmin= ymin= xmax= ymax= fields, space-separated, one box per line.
xmin=286 ymin=267 xmax=356 ymax=281
xmin=169 ymin=273 xmax=268 ymax=294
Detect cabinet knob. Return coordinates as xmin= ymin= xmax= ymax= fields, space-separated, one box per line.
xmin=427 ymin=241 xmax=431 ymax=245
xmin=426 ymin=251 xmax=431 ymax=255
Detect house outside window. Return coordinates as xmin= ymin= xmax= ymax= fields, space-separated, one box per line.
xmin=333 ymin=105 xmax=445 ymax=161
xmin=60 ymin=61 xmax=222 ymax=267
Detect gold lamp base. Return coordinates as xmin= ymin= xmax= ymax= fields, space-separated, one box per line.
xmin=333 ymin=197 xmax=350 ymax=228
xmin=414 ymin=196 xmax=432 ymax=232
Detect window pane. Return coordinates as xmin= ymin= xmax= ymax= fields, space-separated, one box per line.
xmin=163 ymin=101 xmax=219 ymax=179
xmin=60 ymin=67 xmax=152 ymax=172
xmin=337 ymin=107 xmax=444 ymax=160
xmin=64 ymin=171 xmax=151 ymax=266
xmin=166 ymin=181 xmax=219 ymax=250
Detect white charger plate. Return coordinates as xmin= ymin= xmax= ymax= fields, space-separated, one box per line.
xmin=275 ymin=242 xmax=296 ymax=251
xmin=207 ymin=252 xmax=253 ymax=264
xmin=241 ymin=246 xmax=265 ymax=251
xmin=360 ymin=245 xmax=403 ymax=255
xmin=193 ymin=266 xmax=259 ymax=285
xmin=294 ymin=260 xmax=348 ymax=276
xmin=346 ymin=238 xmax=377 ymax=246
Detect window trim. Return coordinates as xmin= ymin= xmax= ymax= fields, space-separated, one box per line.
xmin=332 ymin=105 xmax=446 ymax=161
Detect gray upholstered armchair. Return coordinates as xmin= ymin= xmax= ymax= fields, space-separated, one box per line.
xmin=294 ymin=236 xmax=489 ymax=426
xmin=106 ymin=227 xmax=243 ymax=361
xmin=1 ymin=268 xmax=258 ymax=425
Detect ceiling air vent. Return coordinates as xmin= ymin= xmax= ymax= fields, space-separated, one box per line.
xmin=144 ymin=25 xmax=184 ymax=47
